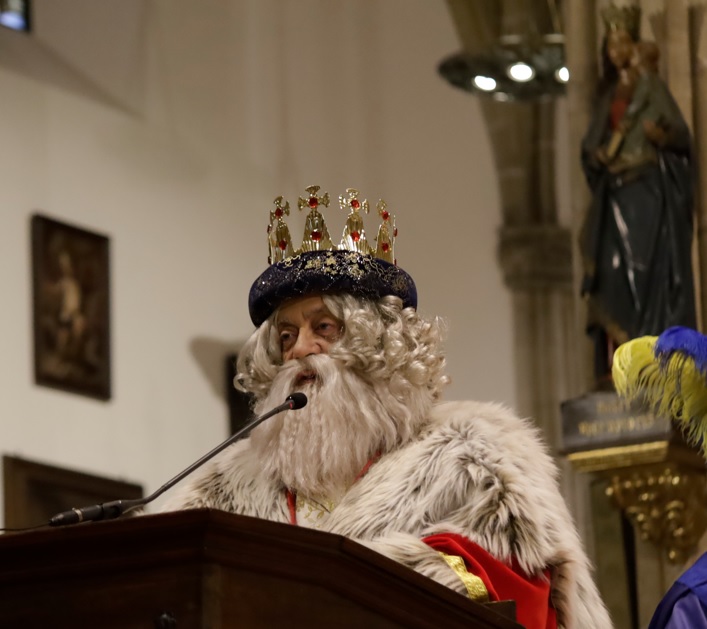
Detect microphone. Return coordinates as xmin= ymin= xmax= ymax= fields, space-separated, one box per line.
xmin=286 ymin=391 xmax=307 ymax=410
xmin=49 ymin=393 xmax=307 ymax=527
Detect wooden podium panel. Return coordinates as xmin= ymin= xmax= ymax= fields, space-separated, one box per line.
xmin=0 ymin=509 xmax=521 ymax=628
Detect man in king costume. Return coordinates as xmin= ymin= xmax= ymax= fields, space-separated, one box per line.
xmin=164 ymin=186 xmax=612 ymax=629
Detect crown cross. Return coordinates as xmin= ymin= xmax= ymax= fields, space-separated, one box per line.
xmin=339 ymin=188 xmax=372 ymax=255
xmin=267 ymin=185 xmax=398 ymax=265
xmin=267 ymin=196 xmax=295 ymax=264
xmin=298 ymin=185 xmax=333 ymax=251
xmin=375 ymin=200 xmax=396 ymax=263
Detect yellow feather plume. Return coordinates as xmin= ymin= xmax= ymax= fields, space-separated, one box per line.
xmin=612 ymin=336 xmax=707 ymax=454
xmin=612 ymin=336 xmax=658 ymax=400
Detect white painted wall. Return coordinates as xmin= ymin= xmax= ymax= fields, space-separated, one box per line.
xmin=0 ymin=0 xmax=513 ymax=519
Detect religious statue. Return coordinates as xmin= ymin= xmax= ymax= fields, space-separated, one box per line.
xmin=580 ymin=3 xmax=696 ymax=383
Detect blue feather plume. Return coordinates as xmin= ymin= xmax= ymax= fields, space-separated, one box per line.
xmin=655 ymin=326 xmax=707 ymax=376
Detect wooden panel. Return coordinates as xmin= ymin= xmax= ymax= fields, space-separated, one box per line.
xmin=0 ymin=509 xmax=520 ymax=629
xmin=3 ymin=455 xmax=142 ymax=529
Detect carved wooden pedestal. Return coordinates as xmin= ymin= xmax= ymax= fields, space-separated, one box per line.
xmin=562 ymin=390 xmax=707 ymax=627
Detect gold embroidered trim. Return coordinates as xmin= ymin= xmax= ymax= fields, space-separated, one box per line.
xmin=439 ymin=552 xmax=489 ymax=603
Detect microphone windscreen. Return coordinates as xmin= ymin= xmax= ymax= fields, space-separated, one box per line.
xmin=286 ymin=392 xmax=308 ymax=409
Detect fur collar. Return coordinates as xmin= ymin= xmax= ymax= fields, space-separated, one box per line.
xmin=163 ymin=400 xmax=612 ymax=629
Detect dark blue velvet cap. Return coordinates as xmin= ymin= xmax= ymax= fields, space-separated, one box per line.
xmin=248 ymin=250 xmax=417 ymax=326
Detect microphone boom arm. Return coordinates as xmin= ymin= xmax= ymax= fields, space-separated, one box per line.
xmin=49 ymin=394 xmax=306 ymax=527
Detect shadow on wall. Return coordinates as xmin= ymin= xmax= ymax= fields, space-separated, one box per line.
xmin=0 ymin=0 xmax=147 ymax=114
xmin=189 ymin=337 xmax=253 ymax=434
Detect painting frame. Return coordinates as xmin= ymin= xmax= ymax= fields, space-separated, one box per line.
xmin=31 ymin=213 xmax=111 ymax=400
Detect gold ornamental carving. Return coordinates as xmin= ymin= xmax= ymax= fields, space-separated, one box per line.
xmin=562 ymin=389 xmax=707 ymax=563
xmin=605 ymin=464 xmax=707 ymax=563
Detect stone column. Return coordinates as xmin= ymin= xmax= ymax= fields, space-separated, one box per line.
xmin=497 ymin=224 xmax=573 ymax=446
xmin=690 ymin=2 xmax=707 ymax=329
xmin=444 ymin=0 xmax=591 ymax=483
xmin=563 ymin=0 xmax=597 ymax=393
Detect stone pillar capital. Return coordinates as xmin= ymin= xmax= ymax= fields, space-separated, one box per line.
xmin=497 ymin=223 xmax=572 ymax=291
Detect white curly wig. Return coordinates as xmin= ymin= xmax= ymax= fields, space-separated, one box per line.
xmin=236 ymin=293 xmax=449 ymax=403
xmin=235 ymin=294 xmax=450 ymax=496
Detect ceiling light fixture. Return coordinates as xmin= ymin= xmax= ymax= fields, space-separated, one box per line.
xmin=0 ymin=0 xmax=30 ymax=32
xmin=473 ymin=75 xmax=497 ymax=92
xmin=439 ymin=1 xmax=567 ymax=102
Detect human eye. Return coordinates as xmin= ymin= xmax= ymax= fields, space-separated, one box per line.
xmin=315 ymin=318 xmax=341 ymax=339
xmin=279 ymin=328 xmax=297 ymax=351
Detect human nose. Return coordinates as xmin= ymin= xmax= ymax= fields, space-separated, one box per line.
xmin=289 ymin=328 xmax=322 ymax=360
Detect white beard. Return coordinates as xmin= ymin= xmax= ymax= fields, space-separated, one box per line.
xmin=249 ymin=354 xmax=425 ymax=498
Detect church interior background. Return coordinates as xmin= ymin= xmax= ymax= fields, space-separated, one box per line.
xmin=1 ymin=1 xmax=705 ymax=627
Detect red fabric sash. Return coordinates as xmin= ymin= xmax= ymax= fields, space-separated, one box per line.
xmin=423 ymin=533 xmax=557 ymax=629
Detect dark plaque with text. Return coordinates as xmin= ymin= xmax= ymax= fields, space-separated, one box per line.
xmin=561 ymin=391 xmax=673 ymax=454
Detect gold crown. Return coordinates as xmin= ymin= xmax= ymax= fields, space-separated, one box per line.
xmin=267 ymin=185 xmax=398 ymax=265
xmin=601 ymin=2 xmax=641 ymax=40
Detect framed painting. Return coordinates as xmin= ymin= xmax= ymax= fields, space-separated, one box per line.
xmin=31 ymin=214 xmax=111 ymax=400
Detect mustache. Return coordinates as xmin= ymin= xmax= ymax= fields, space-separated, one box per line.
xmin=278 ymin=354 xmax=329 ymax=379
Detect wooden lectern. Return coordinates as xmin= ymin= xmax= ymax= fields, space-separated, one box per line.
xmin=0 ymin=509 xmax=521 ymax=628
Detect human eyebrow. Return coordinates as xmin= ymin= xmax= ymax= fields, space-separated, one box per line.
xmin=276 ymin=316 xmax=296 ymax=329
xmin=303 ymin=305 xmax=336 ymax=320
